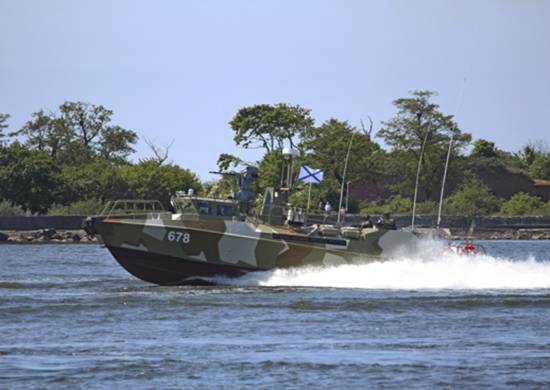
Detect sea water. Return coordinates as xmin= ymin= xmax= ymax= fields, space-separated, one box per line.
xmin=1 ymin=240 xmax=550 ymax=388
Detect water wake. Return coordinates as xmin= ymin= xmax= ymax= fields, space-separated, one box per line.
xmin=217 ymin=239 xmax=550 ymax=290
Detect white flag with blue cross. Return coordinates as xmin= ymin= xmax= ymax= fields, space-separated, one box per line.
xmin=298 ymin=165 xmax=324 ymax=184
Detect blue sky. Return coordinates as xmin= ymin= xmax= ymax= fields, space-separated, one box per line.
xmin=1 ymin=0 xmax=549 ymax=180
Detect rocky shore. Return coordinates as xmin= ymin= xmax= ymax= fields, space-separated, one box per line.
xmin=449 ymin=228 xmax=550 ymax=240
xmin=0 ymin=229 xmax=98 ymax=244
xmin=1 ymin=226 xmax=549 ymax=244
xmin=418 ymin=227 xmax=550 ymax=240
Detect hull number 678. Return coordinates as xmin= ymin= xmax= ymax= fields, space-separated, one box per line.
xmin=166 ymin=231 xmax=191 ymax=244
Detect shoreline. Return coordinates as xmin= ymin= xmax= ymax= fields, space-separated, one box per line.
xmin=1 ymin=227 xmax=549 ymax=244
xmin=0 ymin=229 xmax=98 ymax=244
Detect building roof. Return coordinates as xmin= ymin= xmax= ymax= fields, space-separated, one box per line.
xmin=533 ymin=179 xmax=550 ymax=187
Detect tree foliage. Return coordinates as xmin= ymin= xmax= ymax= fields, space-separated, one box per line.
xmin=257 ymin=149 xmax=285 ymax=190
xmin=0 ymin=113 xmax=9 ymax=146
xmin=378 ymin=91 xmax=471 ymax=152
xmin=377 ymin=90 xmax=472 ymax=201
xmin=446 ymin=178 xmax=500 ymax=216
xmin=360 ymin=195 xmax=413 ymax=216
xmin=0 ymin=143 xmax=60 ymax=213
xmin=500 ymin=192 xmax=543 ymax=215
xmin=301 ymin=119 xmax=384 ymax=188
xmin=16 ymin=102 xmax=137 ymax=165
xmin=48 ymin=199 xmax=105 ymax=216
xmin=118 ymin=161 xmax=202 ymax=207
xmin=229 ymin=103 xmax=314 ymax=152
xmin=471 ymin=139 xmax=497 ymax=159
xmin=216 ymin=153 xmax=243 ymax=172
xmin=0 ymin=199 xmax=27 ymax=216
xmin=59 ymin=161 xmax=128 ymax=204
xmin=527 ymin=155 xmax=550 ymax=180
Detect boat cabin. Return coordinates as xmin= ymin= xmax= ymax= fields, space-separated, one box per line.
xmin=171 ymin=194 xmax=240 ymax=220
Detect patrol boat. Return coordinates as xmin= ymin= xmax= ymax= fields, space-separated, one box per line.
xmin=86 ymin=155 xmax=418 ymax=285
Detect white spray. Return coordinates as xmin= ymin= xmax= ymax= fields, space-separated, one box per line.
xmin=214 ymin=239 xmax=550 ymax=290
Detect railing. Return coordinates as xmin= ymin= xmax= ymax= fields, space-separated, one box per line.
xmin=100 ymin=200 xmax=166 ymax=218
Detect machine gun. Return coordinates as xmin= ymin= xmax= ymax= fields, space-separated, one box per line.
xmin=209 ymin=166 xmax=259 ymax=213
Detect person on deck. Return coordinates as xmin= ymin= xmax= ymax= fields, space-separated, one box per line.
xmin=323 ymin=201 xmax=332 ymax=223
xmin=339 ymin=207 xmax=346 ymax=224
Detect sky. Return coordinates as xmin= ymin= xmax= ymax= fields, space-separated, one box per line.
xmin=1 ymin=0 xmax=549 ymax=180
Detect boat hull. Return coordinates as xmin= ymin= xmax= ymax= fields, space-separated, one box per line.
xmin=108 ymin=246 xmax=258 ymax=285
xmin=90 ymin=215 xmax=418 ymax=285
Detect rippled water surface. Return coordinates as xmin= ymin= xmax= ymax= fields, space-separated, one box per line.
xmin=1 ymin=241 xmax=550 ymax=388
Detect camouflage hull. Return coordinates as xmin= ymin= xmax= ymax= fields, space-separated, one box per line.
xmin=108 ymin=246 xmax=255 ymax=285
xmin=91 ymin=215 xmax=418 ymax=285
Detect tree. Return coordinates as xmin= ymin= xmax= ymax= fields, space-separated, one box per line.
xmin=59 ymin=161 xmax=128 ymax=204
xmin=471 ymin=139 xmax=497 ymax=159
xmin=0 ymin=143 xmax=60 ymax=213
xmin=0 ymin=113 xmax=9 ymax=146
xmin=16 ymin=110 xmax=70 ymax=160
xmin=0 ymin=200 xmax=26 ymax=216
xmin=229 ymin=103 xmax=314 ymax=152
xmin=216 ymin=153 xmax=244 ymax=172
xmin=16 ymin=102 xmax=137 ymax=165
xmin=500 ymin=192 xmax=543 ymax=215
xmin=446 ymin=178 xmax=500 ymax=216
xmin=118 ymin=161 xmax=202 ymax=207
xmin=296 ymin=119 xmax=387 ymax=209
xmin=301 ymin=119 xmax=385 ymax=197
xmin=257 ymin=149 xmax=285 ymax=190
xmin=377 ymin=90 xmax=472 ymax=201
xmin=97 ymin=125 xmax=138 ymax=165
xmin=518 ymin=144 xmax=538 ymax=167
xmin=143 ymin=137 xmax=174 ymax=165
xmin=527 ymin=155 xmax=550 ymax=180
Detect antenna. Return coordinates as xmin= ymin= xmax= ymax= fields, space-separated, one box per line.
xmin=437 ymin=133 xmax=454 ymax=229
xmin=411 ymin=116 xmax=429 ymax=232
xmin=337 ymin=132 xmax=355 ymax=226
xmin=436 ymin=78 xmax=468 ymax=231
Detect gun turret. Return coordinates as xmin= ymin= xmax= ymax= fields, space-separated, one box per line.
xmin=210 ymin=166 xmax=259 ymax=213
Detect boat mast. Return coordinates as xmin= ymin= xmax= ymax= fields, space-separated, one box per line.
xmin=436 ymin=132 xmax=454 ymax=230
xmin=411 ymin=113 xmax=429 ymax=232
xmin=337 ymin=132 xmax=355 ymax=225
xmin=437 ymin=78 xmax=467 ymax=231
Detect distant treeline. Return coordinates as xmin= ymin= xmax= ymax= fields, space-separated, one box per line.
xmin=0 ymin=103 xmax=200 ymax=215
xmin=1 ymin=91 xmax=550 ymax=217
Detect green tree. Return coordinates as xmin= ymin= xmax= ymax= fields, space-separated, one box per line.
xmin=518 ymin=144 xmax=538 ymax=167
xmin=500 ymin=192 xmax=543 ymax=215
xmin=229 ymin=103 xmax=314 ymax=152
xmin=59 ymin=161 xmax=128 ymax=204
xmin=446 ymin=178 xmax=500 ymax=216
xmin=0 ymin=200 xmax=27 ymax=216
xmin=0 ymin=143 xmax=60 ymax=213
xmin=377 ymin=90 xmax=472 ymax=201
xmin=0 ymin=113 xmax=9 ymax=146
xmin=471 ymin=139 xmax=497 ymax=158
xmin=382 ymin=195 xmax=413 ymax=214
xmin=258 ymin=149 xmax=285 ymax=190
xmin=300 ymin=118 xmax=385 ymax=204
xmin=527 ymin=155 xmax=550 ymax=180
xmin=48 ymin=199 xmax=105 ymax=216
xmin=216 ymin=153 xmax=244 ymax=172
xmin=16 ymin=102 xmax=137 ymax=165
xmin=118 ymin=161 xmax=202 ymax=207
xmin=15 ymin=110 xmax=70 ymax=160
xmin=203 ymin=176 xmax=237 ymax=199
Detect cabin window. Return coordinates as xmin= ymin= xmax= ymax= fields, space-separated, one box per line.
xmin=196 ymin=201 xmax=212 ymax=215
xmin=176 ymin=200 xmax=195 ymax=214
xmin=216 ymin=204 xmax=235 ymax=217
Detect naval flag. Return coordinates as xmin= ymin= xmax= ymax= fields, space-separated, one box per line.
xmin=298 ymin=165 xmax=324 ymax=184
